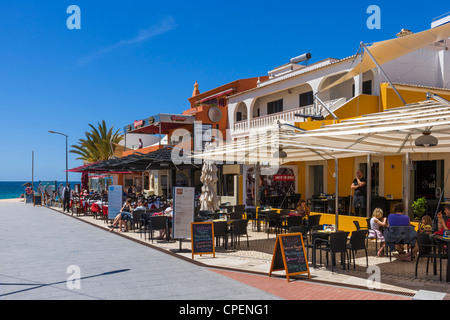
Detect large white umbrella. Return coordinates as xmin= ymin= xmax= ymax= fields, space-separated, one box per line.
xmin=199 ymin=143 xmax=219 ymax=212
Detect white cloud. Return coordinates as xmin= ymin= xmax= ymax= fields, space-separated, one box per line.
xmin=78 ymin=17 xmax=177 ymax=65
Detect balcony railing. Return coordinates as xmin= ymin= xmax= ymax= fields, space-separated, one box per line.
xmin=233 ymin=97 xmax=346 ymax=132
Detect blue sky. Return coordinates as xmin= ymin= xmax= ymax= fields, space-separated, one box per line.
xmin=0 ymin=0 xmax=448 ymax=181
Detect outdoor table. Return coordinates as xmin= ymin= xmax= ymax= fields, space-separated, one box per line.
xmin=311 ymin=230 xmax=345 ymax=268
xmin=431 ymin=235 xmax=450 ymax=282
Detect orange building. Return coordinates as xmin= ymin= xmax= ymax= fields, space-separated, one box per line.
xmin=116 ymin=77 xmax=267 ymax=196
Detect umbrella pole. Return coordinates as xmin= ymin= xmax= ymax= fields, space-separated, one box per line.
xmin=335 ymin=158 xmax=339 ymax=230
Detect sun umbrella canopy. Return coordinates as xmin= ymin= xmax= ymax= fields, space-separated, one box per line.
xmin=199 ymin=143 xmax=219 ymax=212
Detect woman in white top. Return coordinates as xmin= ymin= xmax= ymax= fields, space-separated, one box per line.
xmin=369 ymin=208 xmax=387 ymax=257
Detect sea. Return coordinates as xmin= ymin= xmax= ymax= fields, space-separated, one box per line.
xmin=0 ymin=181 xmax=81 ymax=200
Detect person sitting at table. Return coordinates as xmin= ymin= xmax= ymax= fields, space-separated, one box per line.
xmin=293 ymin=199 xmax=310 ymax=219
xmin=386 ymin=202 xmax=414 ymax=255
xmin=418 ymin=214 xmax=433 ymax=234
xmin=369 ymin=208 xmax=387 ymax=257
xmin=434 ymin=205 xmax=450 ymax=236
xmin=158 ymin=200 xmax=173 ymax=240
xmin=134 ymin=199 xmax=147 ymax=211
xmin=109 ymin=198 xmax=133 ymax=232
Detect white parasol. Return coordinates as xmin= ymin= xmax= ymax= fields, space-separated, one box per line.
xmin=199 ymin=142 xmax=219 ymax=212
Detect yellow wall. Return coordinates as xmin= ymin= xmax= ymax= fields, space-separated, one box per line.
xmin=384 ymin=155 xmax=403 ymax=199
xmin=326 ymin=94 xmax=381 ymax=120
xmin=326 ymin=158 xmax=356 ymax=197
xmin=380 ymin=83 xmax=450 ymax=110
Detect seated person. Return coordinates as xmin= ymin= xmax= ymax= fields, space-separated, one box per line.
xmin=386 ymin=202 xmax=411 ymax=254
xmin=293 ymin=199 xmax=310 ymax=219
xmin=387 ymin=203 xmax=410 ymax=226
xmin=418 ymin=214 xmax=433 ymax=234
xmin=369 ymin=208 xmax=387 ymax=257
xmin=158 ymin=200 xmax=173 ymax=240
xmin=109 ymin=198 xmax=133 ymax=232
xmin=134 ymin=200 xmax=147 ymax=211
xmin=434 ymin=205 xmax=450 ymax=236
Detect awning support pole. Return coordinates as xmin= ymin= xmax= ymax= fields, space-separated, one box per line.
xmin=367 ymin=154 xmax=372 ymax=218
xmin=335 ymin=158 xmax=339 ymax=230
xmin=405 ymin=152 xmax=410 ymax=218
xmin=361 ymin=42 xmax=407 ymax=106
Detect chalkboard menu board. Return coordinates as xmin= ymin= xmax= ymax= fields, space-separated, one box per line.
xmin=33 ymin=195 xmax=42 ymax=206
xmin=191 ymin=222 xmax=215 ymax=259
xmin=269 ymin=233 xmax=310 ymax=282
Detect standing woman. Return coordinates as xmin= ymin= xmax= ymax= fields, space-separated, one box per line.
xmin=110 ymin=198 xmax=133 ymax=232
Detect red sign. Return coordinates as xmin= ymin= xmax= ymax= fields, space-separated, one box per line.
xmin=274 ymin=175 xmax=295 ymax=181
xmin=171 ymin=115 xmax=187 ymax=122
xmin=134 ymin=119 xmax=144 ymax=128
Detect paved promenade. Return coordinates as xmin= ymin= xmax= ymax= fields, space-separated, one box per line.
xmin=0 ymin=200 xmax=279 ymax=300
xmin=2 ymin=199 xmax=449 ymax=301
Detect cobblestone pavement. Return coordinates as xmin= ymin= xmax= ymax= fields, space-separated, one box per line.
xmin=4 ymin=199 xmax=450 ymax=300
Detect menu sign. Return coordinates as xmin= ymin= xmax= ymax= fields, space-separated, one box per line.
xmin=191 ymin=222 xmax=215 ymax=259
xmin=173 ymin=187 xmax=195 ymax=239
xmin=108 ymin=185 xmax=123 ymax=220
xmin=269 ymin=233 xmax=310 ymax=282
xmin=33 ymin=195 xmax=42 ymax=206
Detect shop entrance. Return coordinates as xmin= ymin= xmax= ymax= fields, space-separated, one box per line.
xmin=413 ymin=160 xmax=444 ymax=200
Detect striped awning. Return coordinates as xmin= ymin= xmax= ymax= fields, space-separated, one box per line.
xmin=192 ymin=97 xmax=450 ymax=165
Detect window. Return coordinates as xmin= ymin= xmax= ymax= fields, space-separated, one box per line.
xmin=236 ymin=112 xmax=242 ymax=122
xmin=299 ymin=91 xmax=314 ymax=107
xmin=362 ymin=80 xmax=372 ymax=95
xmin=267 ymin=99 xmax=283 ymax=114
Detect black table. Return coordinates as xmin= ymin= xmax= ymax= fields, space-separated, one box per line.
xmin=432 ymin=235 xmax=450 ymax=282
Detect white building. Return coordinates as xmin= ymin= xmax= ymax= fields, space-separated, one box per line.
xmin=224 ymin=14 xmax=450 ymax=210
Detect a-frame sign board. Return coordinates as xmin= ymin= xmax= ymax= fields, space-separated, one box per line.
xmin=269 ymin=233 xmax=311 ymax=282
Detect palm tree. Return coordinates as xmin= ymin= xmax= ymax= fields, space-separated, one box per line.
xmin=70 ymin=120 xmax=123 ymax=162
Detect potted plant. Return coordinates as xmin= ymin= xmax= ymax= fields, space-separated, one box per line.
xmin=411 ymin=197 xmax=427 ymax=221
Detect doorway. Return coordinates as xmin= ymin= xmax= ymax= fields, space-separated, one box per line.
xmin=414 ymin=160 xmax=444 ymax=200
xmin=310 ymin=165 xmax=324 ymax=195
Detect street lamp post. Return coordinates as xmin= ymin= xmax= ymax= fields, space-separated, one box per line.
xmin=48 ymin=131 xmax=69 ymax=186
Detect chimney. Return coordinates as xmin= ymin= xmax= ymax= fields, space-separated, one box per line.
xmin=192 ymin=81 xmax=200 ymax=97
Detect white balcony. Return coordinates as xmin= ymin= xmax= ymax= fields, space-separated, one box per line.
xmin=233 ymin=97 xmax=346 ymax=133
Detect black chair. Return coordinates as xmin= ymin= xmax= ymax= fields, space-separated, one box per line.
xmin=314 ymin=231 xmax=350 ymax=272
xmin=230 ymin=219 xmax=249 ymax=248
xmin=146 ymin=216 xmax=168 ymax=243
xmin=354 ymin=219 xmax=379 ymax=254
xmin=384 ymin=226 xmax=417 ymax=261
xmin=234 ymin=204 xmax=245 ymax=215
xmin=228 ymin=212 xmax=243 ymax=220
xmin=244 ymin=207 xmax=257 ymax=230
xmin=283 ymin=216 xmax=302 ymax=233
xmin=415 ymin=233 xmax=447 ymax=281
xmin=208 ymin=213 xmax=221 ymax=220
xmin=131 ymin=209 xmax=145 ymax=232
xmin=347 ymin=230 xmax=369 ymax=269
xmin=198 ymin=210 xmax=212 ymax=217
xmin=265 ymin=211 xmax=281 ymax=239
xmin=139 ymin=212 xmax=152 ymax=238
xmin=213 ymin=220 xmax=228 ymax=249
xmin=221 ymin=205 xmax=234 ymax=213
xmin=306 ymin=214 xmax=321 ymax=241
